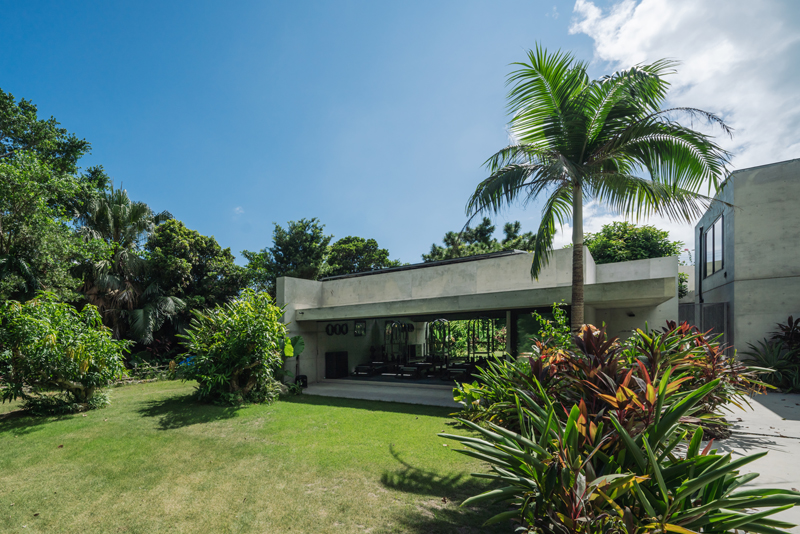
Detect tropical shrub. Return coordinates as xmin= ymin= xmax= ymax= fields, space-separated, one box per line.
xmin=0 ymin=292 xmax=129 ymax=413
xmin=771 ymin=316 xmax=800 ymax=349
xmin=740 ymin=315 xmax=800 ymax=392
xmin=178 ymin=289 xmax=293 ymax=405
xmin=454 ymin=312 xmax=765 ymax=433
xmin=583 ymin=222 xmax=683 ymax=266
xmin=741 ymin=340 xmax=800 ymax=392
xmin=442 ymin=376 xmax=800 ymax=533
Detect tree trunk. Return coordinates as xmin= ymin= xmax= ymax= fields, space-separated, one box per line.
xmin=571 ymin=183 xmax=584 ymax=332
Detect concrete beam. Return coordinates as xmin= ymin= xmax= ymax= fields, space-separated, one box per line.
xmin=294 ymin=277 xmax=675 ymax=322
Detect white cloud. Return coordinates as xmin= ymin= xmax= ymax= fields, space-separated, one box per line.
xmin=552 ymin=0 xmax=800 ymax=258
xmin=570 ymin=0 xmax=800 ymax=168
xmin=233 ymin=206 xmax=244 ymax=215
xmin=546 ymin=6 xmax=559 ymax=19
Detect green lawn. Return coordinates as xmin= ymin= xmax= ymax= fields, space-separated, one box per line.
xmin=0 ymin=381 xmax=508 ymax=533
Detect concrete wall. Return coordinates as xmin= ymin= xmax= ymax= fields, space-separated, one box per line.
xmin=694 ymin=158 xmax=800 ymax=353
xmin=595 ymin=256 xmax=680 ymax=338
xmin=277 ymin=277 xmax=323 ymax=383
xmin=732 ymin=159 xmax=800 ymax=350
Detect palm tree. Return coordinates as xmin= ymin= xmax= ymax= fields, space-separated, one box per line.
xmin=467 ymin=46 xmax=731 ymax=331
xmin=77 ymin=185 xmax=183 ymax=342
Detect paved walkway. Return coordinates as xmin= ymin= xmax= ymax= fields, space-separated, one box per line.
xmin=304 ymin=380 xmax=460 ymax=408
xmin=714 ymin=392 xmax=800 ymax=531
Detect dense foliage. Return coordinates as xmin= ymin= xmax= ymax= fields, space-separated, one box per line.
xmin=443 ymin=382 xmax=799 ymax=534
xmin=242 ymin=218 xmax=332 ymax=295
xmin=178 ymin=290 xmax=291 ymax=404
xmin=77 ymin=185 xmax=184 ymax=343
xmin=446 ymin=311 xmax=788 ymax=533
xmin=455 ymin=311 xmax=764 ymax=432
xmin=741 ymin=315 xmax=800 ymax=391
xmin=0 ymin=293 xmax=130 ymax=412
xmin=323 ymin=236 xmax=402 ymax=277
xmin=423 ymin=218 xmax=536 ymax=262
xmin=0 ymin=87 xmax=90 ymax=176
xmin=144 ymin=219 xmax=244 ymax=342
xmin=0 ymin=153 xmax=105 ymax=301
xmin=582 ymin=222 xmax=683 ymax=265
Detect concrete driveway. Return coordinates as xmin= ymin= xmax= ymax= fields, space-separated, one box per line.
xmin=714 ymin=392 xmax=800 ymax=531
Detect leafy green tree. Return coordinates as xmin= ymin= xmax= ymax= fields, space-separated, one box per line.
xmin=0 ymin=88 xmax=89 ymax=174
xmin=242 ymin=218 xmax=332 ymax=295
xmin=582 ymin=222 xmax=682 ymax=264
xmin=323 ymin=236 xmax=401 ymax=277
xmin=0 ymin=89 xmax=115 ymax=302
xmin=423 ymin=217 xmax=536 ymax=262
xmin=0 ymin=153 xmax=106 ymax=301
xmin=0 ymin=293 xmax=130 ymax=410
xmin=145 ymin=220 xmax=244 ymax=331
xmin=468 ymin=46 xmax=730 ymax=330
xmin=0 ymin=88 xmax=109 ymax=213
xmin=77 ymin=185 xmax=183 ymax=342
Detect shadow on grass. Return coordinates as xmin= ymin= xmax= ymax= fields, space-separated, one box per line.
xmin=136 ymin=393 xmax=240 ymax=430
xmin=0 ymin=409 xmax=72 ymax=436
xmin=283 ymin=392 xmax=455 ymax=417
xmin=380 ymin=445 xmax=512 ymax=534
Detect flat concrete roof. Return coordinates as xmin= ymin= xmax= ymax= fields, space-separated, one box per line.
xmin=319 ymin=250 xmax=529 ymax=281
xmin=294 ymin=277 xmax=675 ymax=322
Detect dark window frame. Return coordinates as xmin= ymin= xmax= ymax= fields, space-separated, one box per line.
xmin=703 ymin=215 xmax=724 ymax=278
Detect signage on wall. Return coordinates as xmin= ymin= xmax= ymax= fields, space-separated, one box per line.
xmin=325 ymin=323 xmax=349 ymax=336
xmin=354 ymin=320 xmax=366 ymax=337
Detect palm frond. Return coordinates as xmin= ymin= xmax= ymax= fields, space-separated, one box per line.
xmin=531 ymin=185 xmax=573 ymax=278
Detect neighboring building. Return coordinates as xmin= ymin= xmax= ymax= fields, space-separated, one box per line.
xmin=277 ymin=248 xmax=680 ymax=385
xmin=692 ymin=158 xmax=800 ymax=353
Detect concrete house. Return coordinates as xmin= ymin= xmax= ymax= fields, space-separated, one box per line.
xmin=691 ymin=158 xmax=800 ymax=352
xmin=277 ymin=247 xmax=681 ymax=387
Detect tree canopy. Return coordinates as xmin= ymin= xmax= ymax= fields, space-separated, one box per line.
xmin=323 ymin=236 xmax=401 ymax=277
xmin=423 ymin=218 xmax=536 ymax=262
xmin=145 ymin=219 xmax=244 ymax=311
xmin=242 ymin=218 xmax=332 ymax=295
xmin=582 ymin=222 xmax=683 ymax=265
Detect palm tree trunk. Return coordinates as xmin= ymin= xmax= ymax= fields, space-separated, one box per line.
xmin=571 ymin=183 xmax=584 ymax=332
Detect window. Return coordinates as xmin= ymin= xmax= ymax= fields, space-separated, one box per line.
xmin=704 ymin=216 xmax=724 ymax=278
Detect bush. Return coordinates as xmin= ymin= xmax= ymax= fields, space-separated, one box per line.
xmin=741 ymin=340 xmax=800 ymax=391
xmin=178 ymin=289 xmax=292 ymax=405
xmin=454 ymin=312 xmax=766 ymax=432
xmin=0 ymin=293 xmax=129 ymax=412
xmin=740 ymin=315 xmax=800 ymax=392
xmin=445 ymin=311 xmax=794 ymax=532
xmin=442 ymin=377 xmax=800 ymax=533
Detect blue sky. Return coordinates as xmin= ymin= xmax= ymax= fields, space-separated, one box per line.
xmin=2 ymin=1 xmax=798 ymax=264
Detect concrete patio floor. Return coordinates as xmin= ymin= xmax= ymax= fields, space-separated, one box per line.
xmin=304 ymin=379 xmax=460 ymax=408
xmin=303 ymin=382 xmax=800 ymax=530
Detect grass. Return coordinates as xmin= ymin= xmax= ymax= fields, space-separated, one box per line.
xmin=0 ymin=381 xmax=509 ymax=534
